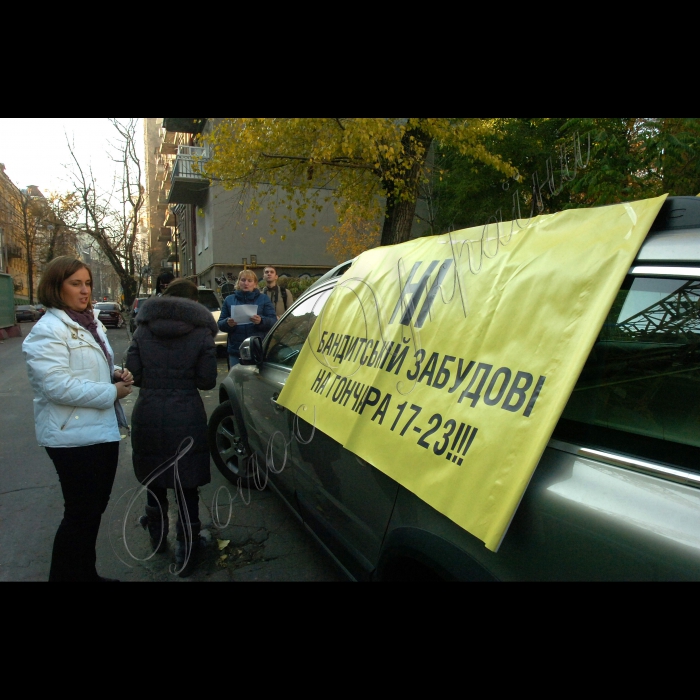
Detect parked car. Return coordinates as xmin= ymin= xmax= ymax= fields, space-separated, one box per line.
xmin=34 ymin=304 xmax=46 ymax=318
xmin=197 ymin=286 xmax=227 ymax=356
xmin=129 ymin=295 xmax=150 ymax=333
xmin=15 ymin=305 xmax=41 ymax=322
xmin=94 ymin=301 xmax=124 ymax=328
xmin=207 ymin=196 xmax=700 ymax=581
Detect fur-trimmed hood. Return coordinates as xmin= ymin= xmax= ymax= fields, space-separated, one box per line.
xmin=136 ymin=295 xmax=218 ymax=338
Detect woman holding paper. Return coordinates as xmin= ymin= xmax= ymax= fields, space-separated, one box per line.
xmin=218 ymin=269 xmax=277 ymax=368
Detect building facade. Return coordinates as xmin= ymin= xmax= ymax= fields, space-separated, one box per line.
xmin=143 ymin=118 xmax=343 ymax=293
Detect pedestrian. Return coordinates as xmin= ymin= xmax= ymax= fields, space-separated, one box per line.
xmin=262 ymin=265 xmax=294 ymax=319
xmin=22 ymin=256 xmax=134 ymax=582
xmin=219 ymin=269 xmax=277 ymax=369
xmin=126 ymin=277 xmax=218 ymax=577
xmin=155 ymin=270 xmax=175 ymax=296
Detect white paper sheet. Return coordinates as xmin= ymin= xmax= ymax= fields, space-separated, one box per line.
xmin=232 ymin=305 xmax=258 ymax=324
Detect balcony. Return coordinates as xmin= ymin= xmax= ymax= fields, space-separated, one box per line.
xmin=162 ymin=118 xmax=207 ymax=134
xmin=6 ymin=244 xmax=22 ymax=260
xmin=164 ymin=210 xmax=176 ymax=227
xmin=160 ymin=141 xmax=178 ymax=155
xmin=158 ymin=227 xmax=172 ymax=242
xmin=168 ymin=145 xmax=210 ymax=206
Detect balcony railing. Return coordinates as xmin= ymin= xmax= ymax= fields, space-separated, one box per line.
xmin=168 ymin=145 xmax=210 ymax=206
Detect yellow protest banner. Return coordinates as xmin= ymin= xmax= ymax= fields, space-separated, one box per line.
xmin=277 ymin=195 xmax=668 ymax=551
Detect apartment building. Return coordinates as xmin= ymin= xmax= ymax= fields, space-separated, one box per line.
xmin=0 ymin=163 xmax=34 ymax=303
xmin=143 ymin=118 xmax=341 ymax=292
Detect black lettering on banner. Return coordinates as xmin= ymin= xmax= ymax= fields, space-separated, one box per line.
xmin=378 ymin=341 xmax=395 ymax=370
xmin=352 ymin=338 xmax=367 ymax=362
xmin=317 ymin=331 xmax=328 ymax=353
xmin=332 ymin=377 xmax=348 ymax=402
xmin=483 ymin=367 xmax=512 ymax=406
xmin=389 ymin=260 xmax=439 ymax=327
xmin=386 ymin=344 xmax=408 ymax=375
xmin=311 ymin=369 xmax=327 ymax=393
xmin=389 ymin=259 xmax=454 ymax=329
xmin=406 ymin=349 xmax=426 ymax=381
xmin=414 ymin=260 xmax=454 ymax=328
xmin=433 ymin=355 xmax=456 ymax=390
xmin=367 ymin=341 xmax=381 ymax=367
xmin=323 ymin=333 xmax=335 ymax=355
xmin=360 ymin=339 xmax=374 ymax=365
xmin=433 ymin=419 xmax=456 ymax=455
xmin=448 ymin=359 xmax=475 ymax=393
xmin=325 ymin=373 xmax=340 ymax=398
xmin=329 ymin=334 xmax=341 ymax=358
xmin=417 ymin=414 xmax=442 ymax=449
xmin=339 ymin=379 xmax=355 ymax=406
xmin=371 ymin=393 xmax=392 ymax=424
xmin=418 ymin=352 xmax=439 ymax=386
xmin=523 ymin=375 xmax=546 ymax=417
xmin=501 ymin=371 xmax=533 ymax=413
xmin=351 ymin=383 xmax=367 ymax=411
xmin=335 ymin=335 xmax=350 ymax=362
xmin=458 ymin=362 xmax=493 ymax=407
xmin=345 ymin=337 xmax=360 ymax=363
xmin=359 ymin=386 xmax=381 ymax=415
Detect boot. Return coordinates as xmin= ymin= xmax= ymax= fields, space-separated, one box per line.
xmin=175 ymin=519 xmax=203 ymax=578
xmin=139 ymin=503 xmax=169 ymax=553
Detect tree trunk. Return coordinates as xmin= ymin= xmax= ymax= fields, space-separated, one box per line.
xmin=379 ymin=124 xmax=433 ymax=247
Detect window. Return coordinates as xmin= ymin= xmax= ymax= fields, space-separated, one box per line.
xmin=265 ymin=289 xmax=332 ymax=368
xmin=555 ymin=274 xmax=700 ymax=467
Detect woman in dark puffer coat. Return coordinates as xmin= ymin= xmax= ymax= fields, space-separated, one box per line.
xmin=126 ymin=278 xmax=218 ymax=576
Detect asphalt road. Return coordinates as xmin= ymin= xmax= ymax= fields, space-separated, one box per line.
xmin=0 ymin=319 xmax=345 ymax=582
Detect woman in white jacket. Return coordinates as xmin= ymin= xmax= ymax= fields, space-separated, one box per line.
xmin=23 ymin=256 xmax=134 ymax=582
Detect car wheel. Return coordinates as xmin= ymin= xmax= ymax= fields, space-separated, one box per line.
xmin=208 ymin=401 xmax=259 ymax=486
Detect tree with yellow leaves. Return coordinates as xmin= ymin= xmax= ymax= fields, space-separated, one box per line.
xmin=203 ymin=118 xmax=515 ymax=247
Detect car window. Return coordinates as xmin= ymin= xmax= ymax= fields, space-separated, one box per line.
xmin=197 ymin=290 xmax=221 ymax=311
xmin=265 ymin=288 xmax=333 ymax=368
xmin=95 ymin=303 xmax=119 ymax=310
xmin=556 ymin=274 xmax=700 ymax=467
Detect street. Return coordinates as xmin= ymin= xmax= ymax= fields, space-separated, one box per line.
xmin=0 ymin=320 xmax=345 ymax=582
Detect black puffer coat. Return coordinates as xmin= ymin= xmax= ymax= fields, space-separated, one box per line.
xmin=127 ymin=295 xmax=218 ymax=489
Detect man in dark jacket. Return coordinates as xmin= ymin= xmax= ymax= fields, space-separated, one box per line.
xmin=262 ymin=265 xmax=294 ymax=319
xmin=218 ymin=269 xmax=277 ymax=368
xmin=127 ymin=278 xmax=218 ymax=576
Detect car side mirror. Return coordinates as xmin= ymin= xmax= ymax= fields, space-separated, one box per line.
xmin=239 ymin=336 xmax=264 ymax=365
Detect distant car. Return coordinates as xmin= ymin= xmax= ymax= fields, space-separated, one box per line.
xmin=94 ymin=301 xmax=124 ymax=328
xmin=129 ymin=295 xmax=150 ymax=332
xmin=197 ymin=287 xmax=227 ymax=355
xmin=15 ymin=305 xmax=41 ymax=322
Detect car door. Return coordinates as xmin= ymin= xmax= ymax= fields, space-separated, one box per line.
xmin=242 ymin=288 xmax=333 ymax=510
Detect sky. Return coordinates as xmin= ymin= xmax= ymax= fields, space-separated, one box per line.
xmin=0 ymin=118 xmax=144 ymax=196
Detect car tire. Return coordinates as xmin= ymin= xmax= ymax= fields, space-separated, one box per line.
xmin=208 ymin=401 xmax=261 ymax=487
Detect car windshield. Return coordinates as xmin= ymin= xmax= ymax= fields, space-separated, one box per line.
xmin=95 ymin=303 xmax=119 ymax=310
xmin=16 ymin=305 xmax=31 ymax=310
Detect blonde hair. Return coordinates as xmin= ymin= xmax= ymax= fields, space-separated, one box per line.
xmin=236 ymin=270 xmax=258 ymax=289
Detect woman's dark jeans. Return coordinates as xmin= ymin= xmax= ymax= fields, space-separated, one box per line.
xmin=46 ymin=442 xmax=120 ymax=582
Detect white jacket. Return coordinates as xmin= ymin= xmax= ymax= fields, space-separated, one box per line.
xmin=23 ymin=307 xmax=123 ymax=448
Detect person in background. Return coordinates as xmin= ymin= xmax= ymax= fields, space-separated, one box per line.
xmin=155 ymin=270 xmax=175 ymax=296
xmin=126 ymin=278 xmax=218 ymax=577
xmin=23 ymin=256 xmax=133 ymax=582
xmin=219 ymin=269 xmax=276 ymax=368
xmin=262 ymin=265 xmax=294 ymax=319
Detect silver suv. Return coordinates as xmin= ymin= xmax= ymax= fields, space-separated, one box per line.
xmin=208 ymin=196 xmax=700 ymax=581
